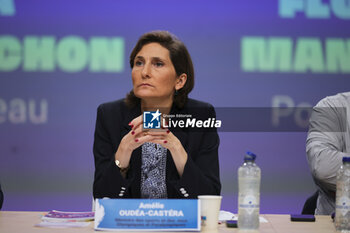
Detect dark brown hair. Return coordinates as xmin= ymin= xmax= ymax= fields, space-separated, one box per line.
xmin=125 ymin=31 xmax=194 ymax=109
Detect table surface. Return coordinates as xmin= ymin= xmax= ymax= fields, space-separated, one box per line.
xmin=0 ymin=211 xmax=335 ymax=233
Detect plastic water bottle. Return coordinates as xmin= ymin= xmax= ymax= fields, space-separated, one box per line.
xmin=238 ymin=151 xmax=261 ymax=230
xmin=335 ymin=157 xmax=350 ymax=232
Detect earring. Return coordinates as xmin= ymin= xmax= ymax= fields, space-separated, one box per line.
xmin=174 ymin=89 xmax=178 ymax=96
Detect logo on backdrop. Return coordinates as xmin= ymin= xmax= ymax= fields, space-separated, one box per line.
xmin=143 ymin=110 xmax=161 ymax=129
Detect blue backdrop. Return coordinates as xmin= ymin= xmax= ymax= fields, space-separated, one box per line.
xmin=1 ymin=0 xmax=350 ymax=214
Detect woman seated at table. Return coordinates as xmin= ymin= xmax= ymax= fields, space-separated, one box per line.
xmin=93 ymin=31 xmax=221 ymax=199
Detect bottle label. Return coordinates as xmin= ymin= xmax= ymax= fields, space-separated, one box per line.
xmin=336 ymin=196 xmax=350 ymax=216
xmin=239 ymin=195 xmax=259 ymax=214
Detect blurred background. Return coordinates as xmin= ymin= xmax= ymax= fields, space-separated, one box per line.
xmin=1 ymin=0 xmax=349 ymax=213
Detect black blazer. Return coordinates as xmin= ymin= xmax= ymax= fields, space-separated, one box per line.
xmin=93 ymin=98 xmax=221 ymax=199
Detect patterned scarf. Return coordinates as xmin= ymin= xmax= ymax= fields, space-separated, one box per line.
xmin=140 ymin=142 xmax=167 ymax=198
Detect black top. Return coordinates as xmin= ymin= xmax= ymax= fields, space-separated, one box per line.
xmin=93 ymin=98 xmax=221 ymax=199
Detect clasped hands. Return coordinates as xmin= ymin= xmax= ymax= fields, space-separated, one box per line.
xmin=127 ymin=115 xmax=180 ymax=150
xmin=116 ymin=115 xmax=186 ymax=171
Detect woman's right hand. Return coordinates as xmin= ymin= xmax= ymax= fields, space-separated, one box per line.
xmin=114 ymin=115 xmax=155 ymax=168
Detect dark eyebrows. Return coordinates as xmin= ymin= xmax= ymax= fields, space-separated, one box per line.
xmin=135 ymin=56 xmax=144 ymax=60
xmin=152 ymin=57 xmax=164 ymax=62
xmin=135 ymin=55 xmax=166 ymax=62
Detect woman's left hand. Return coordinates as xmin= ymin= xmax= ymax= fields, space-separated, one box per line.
xmin=146 ymin=128 xmax=177 ymax=150
xmin=147 ymin=129 xmax=188 ymax=177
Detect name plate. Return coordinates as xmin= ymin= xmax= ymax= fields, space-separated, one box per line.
xmin=94 ymin=199 xmax=200 ymax=231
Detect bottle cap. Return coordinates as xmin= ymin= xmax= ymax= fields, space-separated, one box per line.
xmin=244 ymin=151 xmax=257 ymax=161
xmin=343 ymin=157 xmax=350 ymax=163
